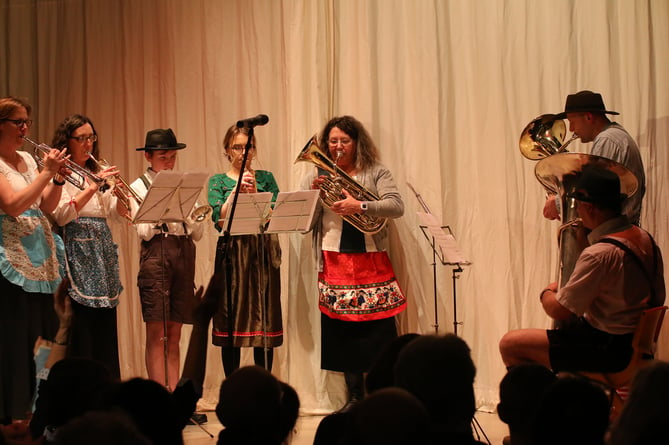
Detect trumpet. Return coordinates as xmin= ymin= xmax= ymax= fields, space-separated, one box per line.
xmin=23 ymin=136 xmax=106 ymax=191
xmin=88 ymin=155 xmax=143 ymax=216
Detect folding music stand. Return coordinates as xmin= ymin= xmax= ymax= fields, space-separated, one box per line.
xmin=221 ymin=190 xmax=320 ymax=234
xmin=266 ymin=190 xmax=320 ymax=233
xmin=407 ymin=183 xmax=486 ymax=443
xmin=416 ymin=212 xmax=471 ymax=336
xmin=407 ymin=183 xmax=471 ymax=335
xmin=133 ymin=170 xmax=209 ymax=389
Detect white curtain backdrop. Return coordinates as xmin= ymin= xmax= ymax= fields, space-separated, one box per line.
xmin=2 ymin=0 xmax=668 ymax=414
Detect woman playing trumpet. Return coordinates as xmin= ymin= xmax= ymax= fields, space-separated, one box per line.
xmin=50 ymin=114 xmax=125 ymax=377
xmin=0 ymin=97 xmax=69 ymax=422
xmin=207 ymin=124 xmax=283 ymax=376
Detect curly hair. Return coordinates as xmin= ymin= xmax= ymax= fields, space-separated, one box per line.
xmin=318 ymin=115 xmax=379 ymax=171
xmin=51 ymin=114 xmax=100 ymax=172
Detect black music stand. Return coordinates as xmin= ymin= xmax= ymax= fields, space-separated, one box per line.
xmin=407 ymin=183 xmax=471 ymax=335
xmin=133 ymin=170 xmax=209 ymax=389
xmin=416 ymin=213 xmax=471 ymax=335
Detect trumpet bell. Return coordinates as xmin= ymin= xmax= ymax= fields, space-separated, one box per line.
xmin=519 ymin=114 xmax=567 ymax=160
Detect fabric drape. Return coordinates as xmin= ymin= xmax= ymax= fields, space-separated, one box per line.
xmin=1 ymin=0 xmax=668 ymax=412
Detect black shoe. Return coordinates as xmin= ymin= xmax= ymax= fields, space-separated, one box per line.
xmin=190 ymin=413 xmax=208 ymax=425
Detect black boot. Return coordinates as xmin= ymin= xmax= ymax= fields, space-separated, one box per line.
xmin=337 ymin=372 xmax=364 ymax=413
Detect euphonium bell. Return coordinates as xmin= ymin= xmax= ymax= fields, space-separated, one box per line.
xmin=519 ymin=114 xmax=579 ymax=160
xmin=294 ymin=136 xmax=386 ymax=234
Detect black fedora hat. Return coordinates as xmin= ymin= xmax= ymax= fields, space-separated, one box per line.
xmin=567 ymin=166 xmax=627 ymax=206
xmin=136 ymin=128 xmax=186 ymax=151
xmin=555 ymin=90 xmax=619 ymax=119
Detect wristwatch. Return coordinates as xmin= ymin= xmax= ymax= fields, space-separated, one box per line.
xmin=360 ymin=201 xmax=368 ymax=212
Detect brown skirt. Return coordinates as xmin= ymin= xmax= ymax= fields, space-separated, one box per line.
xmin=211 ymin=234 xmax=283 ymax=348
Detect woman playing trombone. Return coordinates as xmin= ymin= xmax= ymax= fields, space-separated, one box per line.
xmin=0 ymin=96 xmax=69 ymax=423
xmin=50 ymin=114 xmax=126 ymax=377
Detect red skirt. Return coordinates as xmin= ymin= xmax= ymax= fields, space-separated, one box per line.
xmin=318 ymin=251 xmax=406 ymax=322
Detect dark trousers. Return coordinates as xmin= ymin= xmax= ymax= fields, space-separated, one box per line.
xmin=68 ymin=299 xmax=120 ymax=378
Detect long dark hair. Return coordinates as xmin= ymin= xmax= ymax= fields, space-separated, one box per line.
xmin=51 ymin=114 xmax=100 ymax=172
xmin=318 ymin=115 xmax=379 ymax=170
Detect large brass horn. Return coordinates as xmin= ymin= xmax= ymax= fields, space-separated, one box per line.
xmin=294 ymin=136 xmax=386 ymax=234
xmin=519 ymin=115 xmax=637 ymax=329
xmin=519 ymin=114 xmax=579 ymax=160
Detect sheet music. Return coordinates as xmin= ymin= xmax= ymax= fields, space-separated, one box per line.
xmin=266 ymin=190 xmax=320 ymax=233
xmin=133 ymin=171 xmax=209 ymax=224
xmin=417 ymin=211 xmax=471 ymax=265
xmin=220 ymin=192 xmax=273 ymax=235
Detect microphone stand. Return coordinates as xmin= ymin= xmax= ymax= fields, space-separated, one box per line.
xmin=221 ymin=127 xmax=254 ymax=350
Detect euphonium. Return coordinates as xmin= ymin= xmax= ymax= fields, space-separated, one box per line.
xmin=519 ymin=114 xmax=579 ymax=161
xmin=294 ymin=136 xmax=386 ymax=234
xmin=23 ymin=136 xmax=106 ymax=191
xmin=88 ymin=155 xmax=143 ymax=216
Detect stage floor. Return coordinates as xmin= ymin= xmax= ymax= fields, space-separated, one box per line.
xmin=183 ymin=409 xmax=508 ymax=444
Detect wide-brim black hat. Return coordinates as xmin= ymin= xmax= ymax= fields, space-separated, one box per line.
xmin=566 ymin=166 xmax=627 ymax=205
xmin=136 ymin=128 xmax=186 ymax=151
xmin=555 ymin=90 xmax=619 ymax=119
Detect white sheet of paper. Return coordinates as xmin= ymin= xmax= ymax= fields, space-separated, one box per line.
xmin=417 ymin=211 xmax=471 ymax=265
xmin=266 ymin=190 xmax=320 ymax=233
xmin=220 ymin=192 xmax=273 ymax=235
xmin=133 ymin=171 xmax=208 ymax=224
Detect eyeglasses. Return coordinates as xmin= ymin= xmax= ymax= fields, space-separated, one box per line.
xmin=229 ymin=144 xmax=256 ymax=151
xmin=69 ymin=134 xmax=98 ymax=143
xmin=2 ymin=118 xmax=33 ymax=128
xmin=328 ymin=138 xmax=353 ymax=147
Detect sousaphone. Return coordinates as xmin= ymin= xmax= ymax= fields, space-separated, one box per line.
xmin=519 ymin=115 xmax=638 ymax=324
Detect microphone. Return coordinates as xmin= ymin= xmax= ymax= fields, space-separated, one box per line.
xmin=236 ymin=114 xmax=269 ymax=128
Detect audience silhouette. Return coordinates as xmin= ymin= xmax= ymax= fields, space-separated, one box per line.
xmin=497 ymin=364 xmax=556 ymax=445
xmin=531 ymin=375 xmax=610 ymax=445
xmin=608 ymin=360 xmax=669 ymax=445
xmin=216 ymin=365 xmax=299 ymax=445
xmin=394 ymin=334 xmax=486 ymax=445
xmin=52 ymin=410 xmax=150 ymax=445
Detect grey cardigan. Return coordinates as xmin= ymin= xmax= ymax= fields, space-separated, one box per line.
xmin=302 ymin=162 xmax=404 ymax=271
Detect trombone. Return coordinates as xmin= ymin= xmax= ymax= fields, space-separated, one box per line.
xmin=23 ymin=136 xmax=106 ymax=191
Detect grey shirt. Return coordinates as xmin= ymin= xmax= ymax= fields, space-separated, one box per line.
xmin=591 ymin=123 xmax=645 ymax=224
xmin=302 ymin=162 xmax=404 ymax=270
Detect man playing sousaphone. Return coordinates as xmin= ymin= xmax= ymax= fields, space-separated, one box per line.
xmin=500 ymin=166 xmax=665 ymax=373
xmin=543 ymin=90 xmax=645 ymax=226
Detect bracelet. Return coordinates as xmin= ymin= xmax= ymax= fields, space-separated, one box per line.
xmin=52 ymin=338 xmax=69 ymax=346
xmin=52 ymin=177 xmax=66 ymax=186
xmin=539 ymin=288 xmax=552 ymax=302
